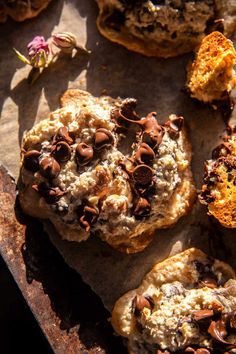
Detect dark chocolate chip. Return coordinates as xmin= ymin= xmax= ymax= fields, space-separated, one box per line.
xmin=192 ymin=309 xmax=214 ymax=321
xmin=23 ymin=150 xmax=41 ymax=172
xmin=39 ymin=156 xmax=60 ymax=179
xmin=75 ymin=143 xmax=94 ymax=166
xmin=32 ymin=182 xmax=65 ymax=204
xmin=53 ymin=126 xmax=73 ymax=145
xmin=51 ymin=141 xmax=71 ymax=163
xmin=134 ymin=142 xmax=155 ymax=165
xmin=94 ymin=128 xmax=114 ymax=150
xmin=133 ymin=197 xmax=151 ymax=218
xmin=133 ymin=295 xmax=153 ymax=314
xmin=199 ymin=277 xmax=218 ymax=289
xmin=212 ymin=143 xmax=231 ymax=159
xmin=132 ymin=164 xmax=153 ymax=186
xmin=165 ymin=116 xmax=184 ymax=139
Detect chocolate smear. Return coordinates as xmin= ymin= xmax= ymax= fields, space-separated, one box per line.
xmin=77 ymin=205 xmax=98 ymax=232
xmin=192 ymin=309 xmax=214 ymax=321
xmin=32 ymin=182 xmax=65 ymax=204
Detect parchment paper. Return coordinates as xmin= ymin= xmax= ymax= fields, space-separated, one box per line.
xmin=1 ymin=0 xmax=236 ymax=312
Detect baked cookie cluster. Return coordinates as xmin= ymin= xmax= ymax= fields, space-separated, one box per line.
xmin=19 ymin=89 xmax=195 ymax=253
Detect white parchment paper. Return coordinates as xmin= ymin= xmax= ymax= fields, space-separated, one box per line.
xmin=1 ymin=0 xmax=236 ymax=311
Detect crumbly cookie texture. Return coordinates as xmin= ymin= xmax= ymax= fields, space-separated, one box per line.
xmin=18 ymin=89 xmax=195 ymax=253
xmin=0 ymin=0 xmax=51 ymax=22
xmin=96 ymin=0 xmax=236 ymax=58
xmin=187 ymin=31 xmax=236 ymax=103
xmin=200 ymin=126 xmax=236 ymax=228
xmin=111 ymin=248 xmax=236 ymax=353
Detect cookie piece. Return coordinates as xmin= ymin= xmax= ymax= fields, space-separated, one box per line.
xmin=96 ymin=0 xmax=236 ymax=58
xmin=0 ymin=0 xmax=51 ymax=22
xmin=187 ymin=31 xmax=236 ymax=103
xmin=200 ymin=127 xmax=236 ymax=228
xmin=18 ymin=89 xmax=195 ymax=253
xmin=111 ymin=248 xmax=236 ymax=353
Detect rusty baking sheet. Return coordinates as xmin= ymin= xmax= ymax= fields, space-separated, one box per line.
xmin=0 ymin=164 xmax=125 ymax=353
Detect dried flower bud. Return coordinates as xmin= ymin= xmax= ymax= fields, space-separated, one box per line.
xmin=52 ymin=31 xmax=90 ymax=54
xmin=52 ymin=32 xmax=77 ymax=53
xmin=27 ymin=36 xmax=49 ymax=68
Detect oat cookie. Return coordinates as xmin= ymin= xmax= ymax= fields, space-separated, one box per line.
xmin=96 ymin=0 xmax=236 ymax=58
xmin=200 ymin=127 xmax=236 ymax=228
xmin=18 ymin=89 xmax=195 ymax=253
xmin=0 ymin=0 xmax=52 ymax=22
xmin=111 ymin=248 xmax=236 ymax=353
xmin=187 ymin=31 xmax=236 ymax=103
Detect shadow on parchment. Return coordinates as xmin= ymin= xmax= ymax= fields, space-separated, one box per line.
xmin=14 ymin=196 xmax=126 ymax=354
xmin=0 ymin=0 xmax=89 ymax=145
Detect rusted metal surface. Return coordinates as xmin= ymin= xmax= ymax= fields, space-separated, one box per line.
xmin=0 ymin=164 xmax=126 ymax=354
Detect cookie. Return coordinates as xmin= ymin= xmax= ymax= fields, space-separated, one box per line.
xmin=200 ymin=127 xmax=236 ymax=228
xmin=187 ymin=31 xmax=236 ymax=103
xmin=111 ymin=248 xmax=236 ymax=353
xmin=18 ymin=89 xmax=195 ymax=253
xmin=96 ymin=0 xmax=236 ymax=58
xmin=0 ymin=0 xmax=51 ymax=22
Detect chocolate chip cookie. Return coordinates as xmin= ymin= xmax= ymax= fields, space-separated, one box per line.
xmin=200 ymin=126 xmax=236 ymax=228
xmin=96 ymin=0 xmax=236 ymax=58
xmin=0 ymin=0 xmax=52 ymax=22
xmin=18 ymin=89 xmax=195 ymax=253
xmin=111 ymin=248 xmax=236 ymax=353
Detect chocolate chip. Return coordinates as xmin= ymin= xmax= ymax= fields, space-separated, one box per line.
xmin=199 ymin=277 xmax=217 ymax=289
xmin=133 ymin=295 xmax=153 ymax=314
xmin=53 ymin=126 xmax=73 ymax=145
xmin=39 ymin=156 xmax=60 ymax=179
xmin=75 ymin=143 xmax=94 ymax=166
xmin=32 ymin=182 xmax=65 ymax=204
xmin=192 ymin=309 xmax=214 ymax=321
xmin=23 ymin=150 xmax=41 ymax=172
xmin=157 ymin=350 xmax=171 ymax=354
xmin=141 ymin=112 xmax=164 ymax=149
xmin=208 ymin=319 xmax=229 ymax=345
xmin=133 ymin=197 xmax=151 ymax=218
xmin=132 ymin=164 xmax=153 ymax=186
xmin=134 ymin=143 xmax=155 ymax=165
xmin=51 ymin=141 xmax=71 ymax=163
xmin=230 ymin=312 xmax=236 ymax=329
xmin=77 ymin=205 xmax=98 ymax=232
xmin=212 ymin=143 xmax=231 ymax=159
xmin=94 ymin=128 xmax=114 ymax=150
xmin=165 ymin=115 xmax=184 ymax=139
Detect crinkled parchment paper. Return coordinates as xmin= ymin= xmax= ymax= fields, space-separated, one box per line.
xmin=1 ymin=0 xmax=236 ymax=312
